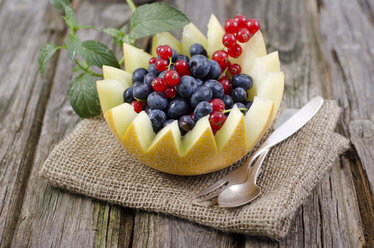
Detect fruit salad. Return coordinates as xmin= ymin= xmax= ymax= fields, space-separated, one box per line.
xmin=97 ymin=14 xmax=284 ymax=175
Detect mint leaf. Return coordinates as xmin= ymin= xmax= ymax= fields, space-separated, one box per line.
xmin=68 ymin=73 xmax=101 ymax=118
xmin=38 ymin=43 xmax=60 ymax=76
xmin=62 ymin=5 xmax=78 ymax=30
xmin=80 ymin=40 xmax=120 ymax=68
xmin=49 ymin=0 xmax=70 ymax=11
xmin=66 ymin=34 xmax=82 ymax=60
xmin=129 ymin=3 xmax=189 ymax=39
xmin=103 ymin=27 xmax=125 ymax=46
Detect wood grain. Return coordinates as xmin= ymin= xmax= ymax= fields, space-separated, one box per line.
xmin=0 ymin=0 xmax=372 ymax=247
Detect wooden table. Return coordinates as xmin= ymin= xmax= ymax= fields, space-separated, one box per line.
xmin=1 ymin=0 xmax=373 ymax=247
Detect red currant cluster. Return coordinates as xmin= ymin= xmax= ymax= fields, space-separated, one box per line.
xmin=212 ymin=15 xmax=261 ymax=78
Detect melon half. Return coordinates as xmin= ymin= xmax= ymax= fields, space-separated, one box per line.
xmin=97 ymin=14 xmax=284 ymax=175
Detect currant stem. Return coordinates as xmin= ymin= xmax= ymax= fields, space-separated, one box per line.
xmin=74 ymin=58 xmax=104 ymax=78
xmin=222 ymin=107 xmax=247 ymax=114
xmin=126 ymin=0 xmax=136 ymax=12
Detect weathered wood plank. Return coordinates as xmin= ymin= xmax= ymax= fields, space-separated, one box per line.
xmin=0 ymin=1 xmax=66 ymax=247
xmin=318 ymin=0 xmax=374 ymax=246
xmin=10 ymin=1 xmax=135 ymax=247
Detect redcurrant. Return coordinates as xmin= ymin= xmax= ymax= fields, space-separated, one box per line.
xmin=149 ymin=57 xmax=157 ymax=64
xmin=164 ymin=70 xmax=180 ymax=86
xmin=164 ymin=86 xmax=176 ymax=99
xmin=246 ymin=18 xmax=261 ymax=35
xmin=174 ymin=59 xmax=189 ymax=75
xmin=209 ymin=111 xmax=227 ymax=133
xmin=155 ymin=58 xmax=169 ymax=71
xmin=228 ymin=64 xmax=241 ymax=76
xmin=212 ymin=50 xmax=229 ymax=66
xmin=234 ymin=14 xmax=247 ymax=28
xmin=218 ymin=78 xmax=231 ymax=94
xmin=224 ymin=18 xmax=239 ymax=34
xmin=151 ymin=78 xmax=167 ymax=92
xmin=131 ymin=100 xmax=143 ymax=113
xmin=222 ymin=33 xmax=237 ymax=48
xmin=236 ymin=28 xmax=251 ymax=43
xmin=209 ymin=98 xmax=226 ymax=112
xmin=227 ymin=44 xmax=242 ymax=58
xmin=156 ymin=45 xmax=173 ymax=59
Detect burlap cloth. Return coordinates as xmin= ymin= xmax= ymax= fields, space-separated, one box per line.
xmin=40 ymin=100 xmax=349 ymax=239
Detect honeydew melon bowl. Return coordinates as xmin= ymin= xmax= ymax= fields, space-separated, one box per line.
xmin=96 ymin=14 xmax=284 ymax=175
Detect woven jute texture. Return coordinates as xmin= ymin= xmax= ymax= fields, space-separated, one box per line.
xmin=40 ymin=100 xmax=349 ymax=239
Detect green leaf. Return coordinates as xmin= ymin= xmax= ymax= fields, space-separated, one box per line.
xmin=68 ymin=73 xmax=101 ymax=118
xmin=129 ymin=3 xmax=189 ymax=39
xmin=103 ymin=27 xmax=125 ymax=46
xmin=50 ymin=0 xmax=77 ymax=30
xmin=38 ymin=43 xmax=60 ymax=76
xmin=62 ymin=5 xmax=78 ymax=30
xmin=49 ymin=0 xmax=70 ymax=11
xmin=66 ymin=34 xmax=82 ymax=60
xmin=80 ymin=40 xmax=120 ymax=68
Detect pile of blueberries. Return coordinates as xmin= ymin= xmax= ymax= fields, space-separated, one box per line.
xmin=123 ymin=43 xmax=253 ymax=134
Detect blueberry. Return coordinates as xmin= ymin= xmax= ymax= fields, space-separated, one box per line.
xmin=235 ymin=102 xmax=247 ymax=114
xmin=195 ymin=78 xmax=203 ymax=87
xmin=171 ymin=49 xmax=178 ymax=63
xmin=190 ymin=86 xmax=213 ymax=108
xmin=148 ymin=64 xmax=161 ymax=75
xmin=169 ymin=64 xmax=175 ymax=71
xmin=163 ymin=119 xmax=175 ymax=128
xmin=148 ymin=109 xmax=167 ymax=133
xmin=132 ymin=68 xmax=147 ymax=83
xmin=204 ymin=79 xmax=224 ymax=98
xmin=221 ymin=94 xmax=234 ymax=109
xmin=190 ymin=43 xmax=207 ymax=57
xmin=132 ymin=81 xmax=143 ymax=88
xmin=245 ymin=101 xmax=253 ymax=110
xmin=232 ymin=87 xmax=247 ymax=103
xmin=177 ymin=76 xmax=199 ymax=98
xmin=179 ymin=115 xmax=196 ymax=133
xmin=147 ymin=92 xmax=168 ymax=110
xmin=133 ymin=84 xmax=152 ymax=100
xmin=176 ymin=55 xmax=189 ymax=63
xmin=205 ymin=60 xmax=221 ymax=80
xmin=123 ymin=87 xmax=134 ymax=103
xmin=194 ymin=101 xmax=213 ymax=121
xmin=159 ymin=70 xmax=167 ymax=79
xmin=188 ymin=55 xmax=211 ymax=79
xmin=143 ymin=72 xmax=158 ymax=87
xmin=144 ymin=105 xmax=151 ymax=114
xmin=232 ymin=74 xmax=253 ymax=90
xmin=166 ymin=97 xmax=190 ymax=119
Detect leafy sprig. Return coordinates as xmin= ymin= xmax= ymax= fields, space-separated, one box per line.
xmin=39 ymin=0 xmax=189 ymax=118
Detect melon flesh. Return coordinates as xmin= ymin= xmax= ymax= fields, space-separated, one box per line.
xmin=248 ymin=72 xmax=284 ymax=121
xmin=103 ymin=65 xmax=132 ymax=89
xmin=229 ymin=31 xmax=267 ymax=68
xmin=244 ymin=97 xmax=274 ymax=148
xmin=215 ymin=105 xmax=246 ymax=151
xmin=152 ymin=32 xmax=182 ymax=56
xmin=104 ymin=103 xmax=137 ymax=139
xmin=97 ymin=79 xmax=125 ymax=113
xmin=181 ymin=23 xmax=208 ymax=56
xmin=207 ymin=14 xmax=225 ymax=57
xmin=123 ymin=43 xmax=152 ymax=73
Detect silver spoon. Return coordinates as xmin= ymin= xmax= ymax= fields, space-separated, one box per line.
xmin=218 ymin=97 xmax=324 ymax=208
